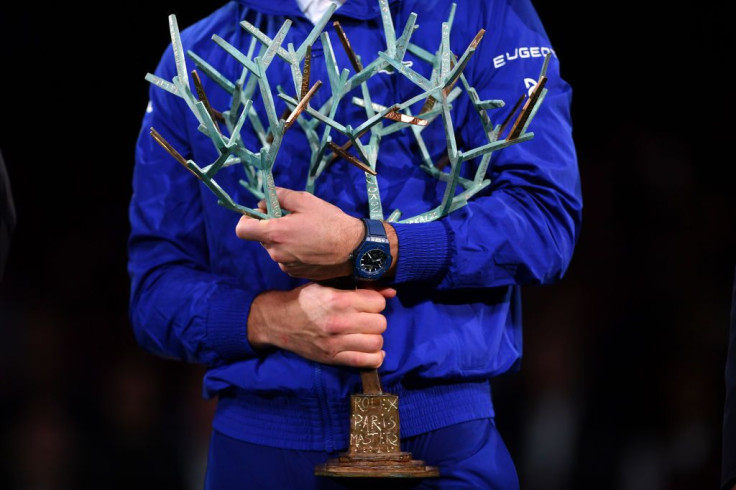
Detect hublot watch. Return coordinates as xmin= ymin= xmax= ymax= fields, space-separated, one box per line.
xmin=351 ymin=218 xmax=392 ymax=280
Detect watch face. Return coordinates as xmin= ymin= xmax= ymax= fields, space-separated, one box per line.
xmin=360 ymin=248 xmax=388 ymax=273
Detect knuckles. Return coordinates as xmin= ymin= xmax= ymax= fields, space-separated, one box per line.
xmin=291 ymin=190 xmax=312 ymax=205
xmin=261 ymin=224 xmax=281 ymax=245
xmin=319 ymin=337 xmax=340 ymax=359
xmin=322 ymin=315 xmax=344 ymax=335
xmin=343 ymin=352 xmax=362 ymax=367
xmin=324 ymin=290 xmax=347 ymax=311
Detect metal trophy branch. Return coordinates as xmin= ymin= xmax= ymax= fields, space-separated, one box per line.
xmin=147 ymin=0 xmax=549 ymax=478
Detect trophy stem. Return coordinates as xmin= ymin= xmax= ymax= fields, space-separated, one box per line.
xmin=360 ymin=369 xmax=383 ymax=395
xmin=313 ymin=281 xmax=436 ymax=477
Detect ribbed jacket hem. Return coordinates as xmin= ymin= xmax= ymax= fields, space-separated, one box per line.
xmin=212 ymin=380 xmax=494 ymax=451
xmin=207 ymin=288 xmax=259 ymax=360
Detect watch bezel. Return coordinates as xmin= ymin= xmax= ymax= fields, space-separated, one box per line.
xmin=358 ymin=247 xmax=389 ymax=275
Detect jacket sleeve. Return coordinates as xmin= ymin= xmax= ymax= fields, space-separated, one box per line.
xmin=128 ymin=47 xmax=260 ymax=366
xmin=391 ymin=0 xmax=582 ymax=289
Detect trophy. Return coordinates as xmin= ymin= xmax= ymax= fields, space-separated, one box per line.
xmin=146 ymin=0 xmax=548 ymax=477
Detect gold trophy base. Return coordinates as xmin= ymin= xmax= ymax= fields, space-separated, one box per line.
xmin=315 ymin=451 xmax=439 ymax=478
xmin=315 ymin=391 xmax=439 ymax=479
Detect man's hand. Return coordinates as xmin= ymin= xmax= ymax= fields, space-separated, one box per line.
xmin=247 ymin=283 xmax=396 ymax=368
xmin=235 ymin=187 xmax=364 ymax=280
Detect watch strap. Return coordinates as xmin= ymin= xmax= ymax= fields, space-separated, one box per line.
xmin=364 ymin=218 xmax=386 ymax=238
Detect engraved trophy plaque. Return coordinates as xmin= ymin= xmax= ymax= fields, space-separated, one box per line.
xmin=314 ymin=370 xmax=438 ymax=477
xmin=146 ymin=0 xmax=548 ymax=478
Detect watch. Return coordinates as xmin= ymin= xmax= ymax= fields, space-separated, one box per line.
xmin=351 ymin=218 xmax=393 ymax=281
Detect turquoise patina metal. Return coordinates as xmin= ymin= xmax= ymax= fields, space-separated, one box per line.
xmin=147 ymin=0 xmax=549 ymax=223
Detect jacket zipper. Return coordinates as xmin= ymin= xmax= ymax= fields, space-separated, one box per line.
xmin=314 ymin=362 xmax=335 ymax=452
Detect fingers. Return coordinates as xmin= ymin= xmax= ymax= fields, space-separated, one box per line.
xmin=332 ymin=349 xmax=386 ymax=369
xmin=235 ymin=215 xmax=269 ymax=242
xmin=235 ymin=189 xmax=314 ymax=244
xmin=276 ymin=283 xmax=392 ymax=369
xmin=324 ymin=312 xmax=387 ymax=335
xmin=347 ymin=288 xmax=391 ymax=313
xmin=333 ymin=333 xmax=384 ymax=354
xmin=256 ymin=187 xmax=324 ymax=214
xmin=320 ymin=329 xmax=385 ymax=368
xmin=234 ymin=216 xmax=292 ymax=258
xmin=305 ymin=284 xmax=391 ymax=314
xmin=359 ymin=284 xmax=397 ymax=299
xmin=274 ymin=186 xmax=312 ymax=212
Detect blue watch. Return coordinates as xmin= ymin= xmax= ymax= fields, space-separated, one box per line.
xmin=351 ymin=219 xmax=392 ymax=280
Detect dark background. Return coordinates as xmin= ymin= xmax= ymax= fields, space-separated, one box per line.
xmin=0 ymin=2 xmax=733 ymax=488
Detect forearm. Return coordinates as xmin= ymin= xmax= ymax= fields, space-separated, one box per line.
xmin=379 ymin=0 xmax=580 ymax=290
xmin=389 ymin=174 xmax=580 ymax=289
xmin=130 ymin=267 xmax=259 ymax=365
xmin=246 ymin=288 xmax=292 ymax=350
xmin=130 ymin=113 xmax=260 ymax=364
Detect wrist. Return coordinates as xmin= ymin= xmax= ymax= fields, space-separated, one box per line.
xmin=383 ymin=222 xmax=398 ymax=278
xmin=330 ymin=217 xmax=364 ymax=278
xmin=247 ymin=290 xmax=284 ymax=350
xmin=345 ymin=217 xmax=364 ymax=261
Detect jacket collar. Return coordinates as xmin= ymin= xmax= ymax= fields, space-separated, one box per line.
xmin=238 ymin=0 xmax=399 ymax=21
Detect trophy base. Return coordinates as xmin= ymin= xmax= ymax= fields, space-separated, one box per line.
xmin=315 ymin=452 xmax=439 ymax=478
xmin=315 ymin=392 xmax=439 ymax=478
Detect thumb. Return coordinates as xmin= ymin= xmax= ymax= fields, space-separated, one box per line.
xmin=274 ymin=187 xmax=310 ymax=213
xmin=235 ymin=214 xmax=270 ymax=242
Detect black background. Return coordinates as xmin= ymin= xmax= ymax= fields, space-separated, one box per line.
xmin=0 ymin=2 xmax=733 ymax=488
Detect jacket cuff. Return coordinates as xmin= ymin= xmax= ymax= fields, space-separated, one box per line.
xmin=207 ymin=288 xmax=259 ymax=360
xmin=391 ymin=221 xmax=450 ymax=284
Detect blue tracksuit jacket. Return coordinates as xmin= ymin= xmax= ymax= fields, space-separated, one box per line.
xmin=129 ymin=0 xmax=582 ymax=452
